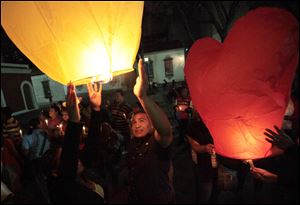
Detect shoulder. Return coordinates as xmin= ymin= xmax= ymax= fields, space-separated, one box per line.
xmin=23 ymin=133 xmax=34 ymax=139
xmin=22 ymin=134 xmax=33 ymax=145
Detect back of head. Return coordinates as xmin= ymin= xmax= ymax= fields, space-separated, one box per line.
xmin=28 ymin=118 xmax=40 ymax=135
xmin=51 ymin=103 xmax=61 ymax=113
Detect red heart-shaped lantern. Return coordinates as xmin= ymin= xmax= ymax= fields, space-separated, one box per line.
xmin=185 ymin=8 xmax=298 ymax=160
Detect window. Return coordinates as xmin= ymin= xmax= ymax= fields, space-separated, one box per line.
xmin=164 ymin=56 xmax=174 ymax=79
xmin=144 ymin=58 xmax=154 ymax=80
xmin=23 ymin=84 xmax=34 ymax=109
xmin=42 ymin=80 xmax=52 ymax=100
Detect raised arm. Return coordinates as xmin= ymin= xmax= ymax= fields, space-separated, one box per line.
xmin=134 ymin=58 xmax=173 ymax=147
xmin=86 ymin=82 xmax=104 ymax=139
xmin=59 ymin=82 xmax=82 ymax=181
xmin=187 ymin=136 xmax=214 ymax=154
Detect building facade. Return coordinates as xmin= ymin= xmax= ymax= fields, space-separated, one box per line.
xmin=1 ymin=63 xmax=38 ymax=115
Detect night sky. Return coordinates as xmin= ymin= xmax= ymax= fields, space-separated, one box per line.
xmin=1 ymin=1 xmax=298 ymax=71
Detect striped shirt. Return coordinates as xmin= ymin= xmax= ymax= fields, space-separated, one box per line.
xmin=111 ymin=103 xmax=132 ymax=136
xmin=2 ymin=117 xmax=21 ymax=139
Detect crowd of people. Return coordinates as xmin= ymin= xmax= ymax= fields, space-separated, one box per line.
xmin=1 ymin=59 xmax=299 ymax=204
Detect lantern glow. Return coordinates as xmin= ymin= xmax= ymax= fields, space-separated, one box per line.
xmin=184 ymin=8 xmax=298 ymax=160
xmin=1 ymin=1 xmax=144 ymax=85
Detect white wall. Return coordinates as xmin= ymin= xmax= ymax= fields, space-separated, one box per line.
xmin=31 ymin=75 xmax=66 ymax=106
xmin=1 ymin=89 xmax=6 ymax=107
xmin=31 ymin=48 xmax=186 ymax=104
xmin=62 ymin=74 xmax=127 ymax=96
xmin=33 ymin=74 xmax=130 ymax=106
xmin=144 ymin=48 xmax=186 ymax=84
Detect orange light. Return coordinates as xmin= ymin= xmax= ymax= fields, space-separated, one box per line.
xmin=185 ymin=8 xmax=298 ymax=160
xmin=1 ymin=1 xmax=144 ymax=85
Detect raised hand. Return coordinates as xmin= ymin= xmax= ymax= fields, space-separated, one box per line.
xmin=264 ymin=125 xmax=295 ymax=151
xmin=87 ymin=82 xmax=102 ymax=111
xmin=133 ymin=58 xmax=148 ymax=99
xmin=66 ymin=82 xmax=80 ymax=123
xmin=205 ymin=144 xmax=215 ymax=154
xmin=250 ymin=167 xmax=277 ymax=183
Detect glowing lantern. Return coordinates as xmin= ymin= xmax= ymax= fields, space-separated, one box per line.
xmin=1 ymin=1 xmax=144 ymax=85
xmin=184 ymin=8 xmax=298 ymax=160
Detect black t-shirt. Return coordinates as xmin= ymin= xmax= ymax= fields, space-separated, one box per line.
xmin=127 ymin=134 xmax=175 ymax=203
xmin=187 ymin=119 xmax=217 ymax=180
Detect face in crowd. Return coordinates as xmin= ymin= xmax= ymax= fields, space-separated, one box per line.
xmin=180 ymin=87 xmax=189 ymax=98
xmin=62 ymin=110 xmax=69 ymax=122
xmin=114 ymin=91 xmax=124 ymax=105
xmin=49 ymin=106 xmax=60 ymax=120
xmin=131 ymin=112 xmax=153 ymax=138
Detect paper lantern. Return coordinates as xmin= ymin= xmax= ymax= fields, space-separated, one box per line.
xmin=1 ymin=1 xmax=144 ymax=85
xmin=184 ymin=8 xmax=298 ymax=160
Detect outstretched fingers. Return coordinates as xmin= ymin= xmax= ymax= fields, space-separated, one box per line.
xmin=264 ymin=128 xmax=277 ymax=137
xmin=87 ymin=83 xmax=93 ymax=98
xmin=98 ymin=82 xmax=102 ymax=94
xmin=138 ymin=58 xmax=147 ymax=82
xmin=274 ymin=125 xmax=285 ymax=136
xmin=67 ymin=82 xmax=77 ymax=107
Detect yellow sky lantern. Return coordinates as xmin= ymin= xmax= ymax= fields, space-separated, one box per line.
xmin=1 ymin=1 xmax=144 ymax=85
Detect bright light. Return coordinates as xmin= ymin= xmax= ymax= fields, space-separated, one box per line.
xmin=2 ymin=1 xmax=144 ymax=85
xmin=184 ymin=7 xmax=298 ymax=160
xmin=144 ymin=57 xmax=149 ymax=62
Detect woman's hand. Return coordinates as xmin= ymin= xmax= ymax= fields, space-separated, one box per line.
xmin=205 ymin=144 xmax=215 ymax=154
xmin=133 ymin=58 xmax=148 ymax=99
xmin=66 ymin=82 xmax=80 ymax=123
xmin=264 ymin=125 xmax=295 ymax=151
xmin=250 ymin=167 xmax=278 ymax=183
xmin=87 ymin=82 xmax=102 ymax=111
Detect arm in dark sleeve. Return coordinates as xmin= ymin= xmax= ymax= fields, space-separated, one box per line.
xmin=277 ymin=145 xmax=298 ymax=187
xmin=86 ymin=109 xmax=103 ymax=142
xmin=58 ymin=121 xmax=82 ymax=181
xmin=81 ymin=109 xmax=107 ymax=167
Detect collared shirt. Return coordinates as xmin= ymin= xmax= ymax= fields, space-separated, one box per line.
xmin=22 ymin=129 xmax=50 ymax=160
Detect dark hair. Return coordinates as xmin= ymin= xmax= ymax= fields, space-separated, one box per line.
xmin=114 ymin=89 xmax=124 ymax=96
xmin=57 ymin=101 xmax=64 ymax=106
xmin=50 ymin=103 xmax=62 ymax=116
xmin=27 ymin=118 xmax=40 ymax=135
xmin=180 ymin=86 xmax=188 ymax=92
xmin=50 ymin=103 xmax=60 ymax=113
xmin=40 ymin=109 xmax=50 ymax=119
xmin=60 ymin=107 xmax=68 ymax=113
xmin=131 ymin=107 xmax=146 ymax=122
